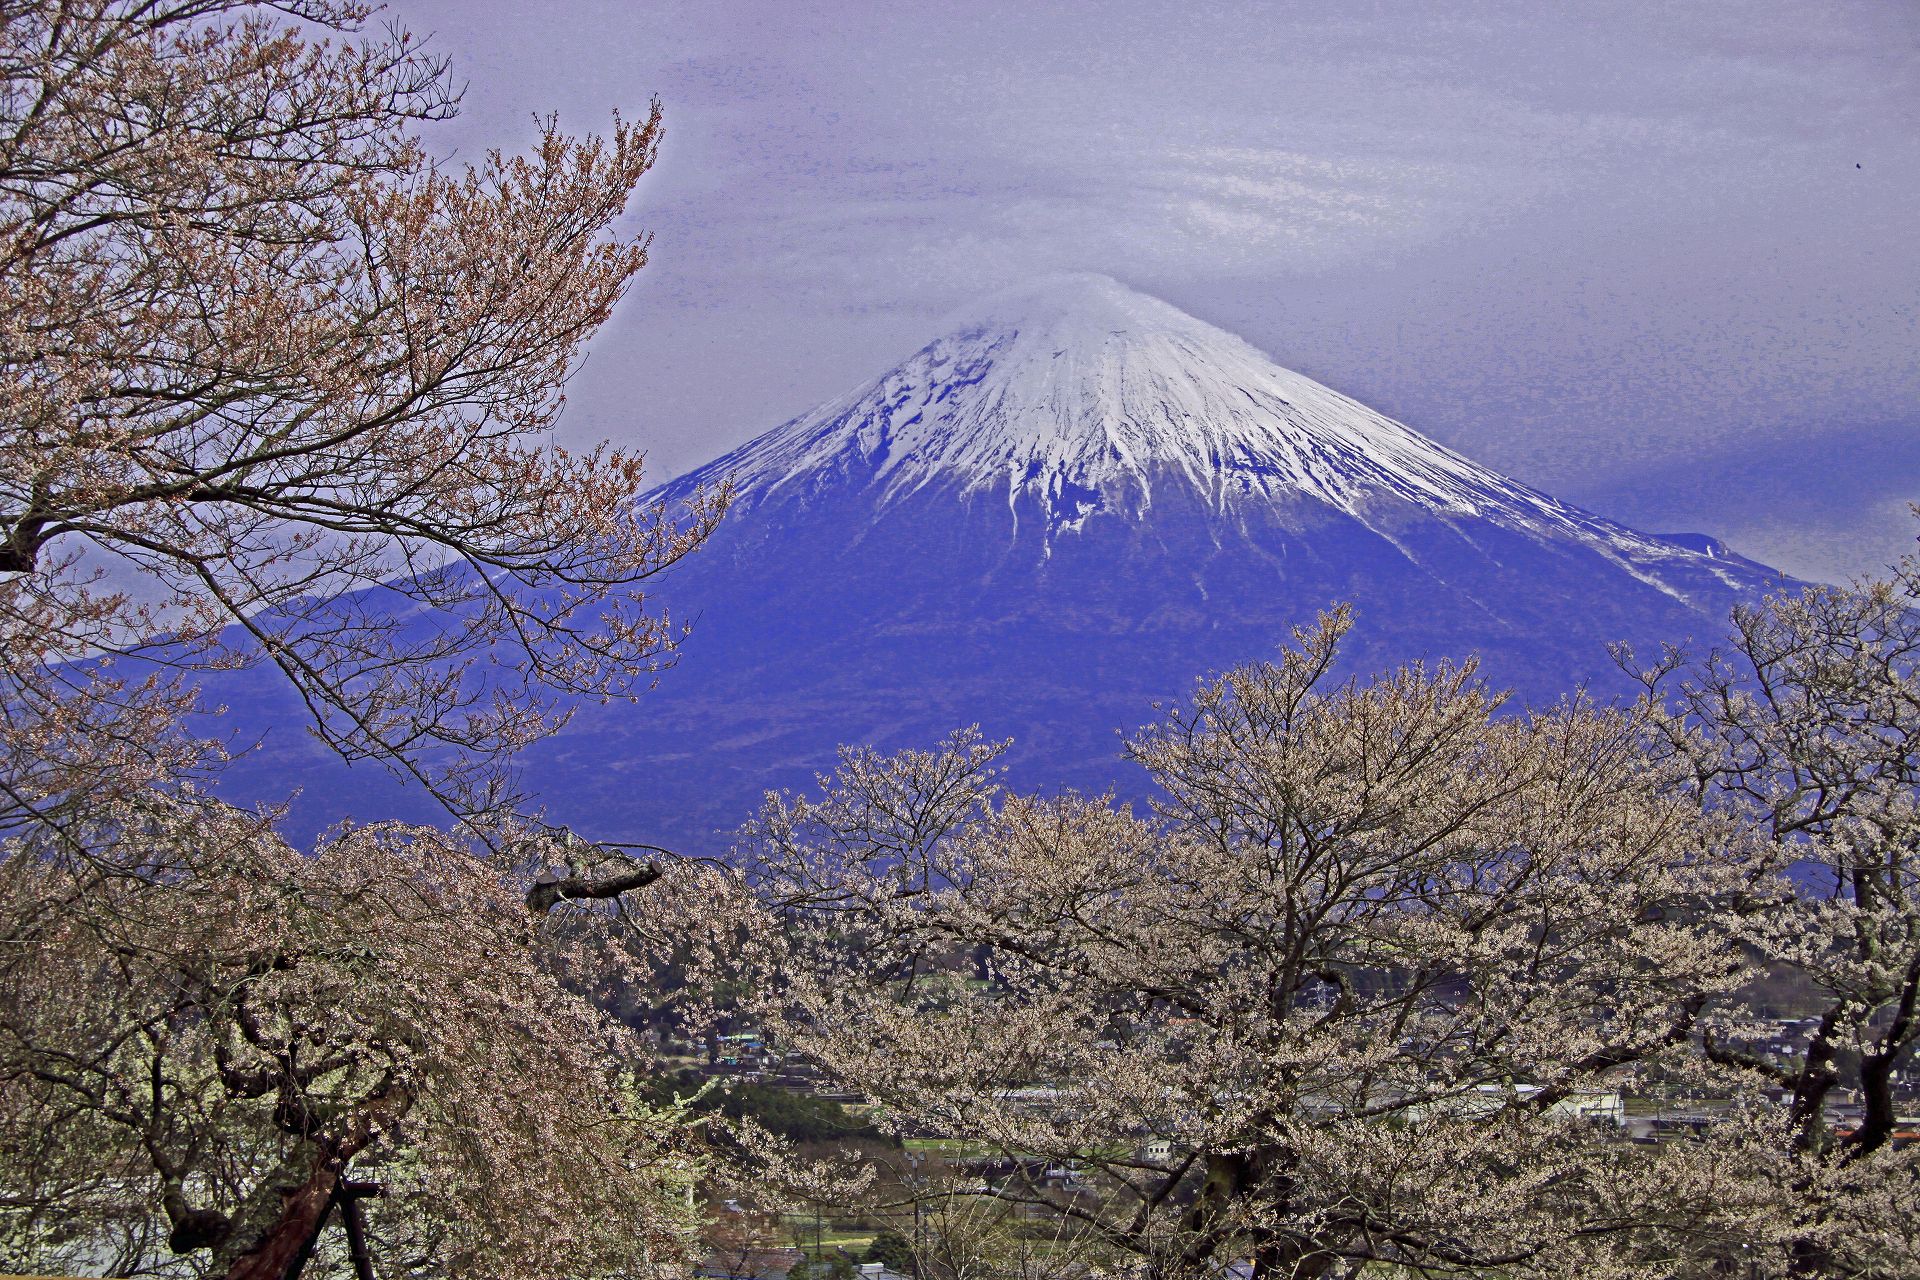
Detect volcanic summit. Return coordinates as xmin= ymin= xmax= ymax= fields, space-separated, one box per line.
xmin=226 ymin=274 xmax=1788 ymax=848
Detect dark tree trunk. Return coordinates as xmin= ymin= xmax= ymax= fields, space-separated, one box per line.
xmin=341 ymin=1192 xmax=378 ymax=1280
xmin=1166 ymin=1150 xmax=1246 ymax=1277
xmin=1249 ymin=1226 xmax=1340 ymax=1280
xmin=1161 ymin=1149 xmax=1331 ymax=1280
xmin=1787 ymin=1235 xmax=1834 ymax=1277
xmin=222 ymin=1158 xmax=341 ymax=1280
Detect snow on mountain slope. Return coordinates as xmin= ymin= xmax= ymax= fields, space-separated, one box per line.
xmin=214 ymin=274 xmax=1795 ymax=853
xmin=674 ymin=273 xmax=1751 ymax=597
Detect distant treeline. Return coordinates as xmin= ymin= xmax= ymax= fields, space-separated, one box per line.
xmin=648 ymin=1069 xmax=899 ymax=1147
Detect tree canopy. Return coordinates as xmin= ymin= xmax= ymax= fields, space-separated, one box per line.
xmin=0 ymin=0 xmax=725 ymax=832
xmin=741 ymin=585 xmax=1920 ymax=1279
xmin=0 ymin=4 xmax=728 ymax=1278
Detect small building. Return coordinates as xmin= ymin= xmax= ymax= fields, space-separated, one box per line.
xmin=1137 ymin=1136 xmax=1177 ymax=1165
xmin=1546 ymin=1089 xmax=1626 ymax=1127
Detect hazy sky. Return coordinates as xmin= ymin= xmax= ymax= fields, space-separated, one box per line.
xmin=397 ymin=0 xmax=1918 ymax=584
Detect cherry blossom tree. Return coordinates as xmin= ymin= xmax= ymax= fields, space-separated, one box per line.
xmin=0 ymin=3 xmax=729 ymax=1276
xmin=742 ymin=613 xmax=1775 ymax=1279
xmin=1625 ymin=542 xmax=1920 ymax=1277
xmin=0 ymin=798 xmax=707 ymax=1280
xmin=0 ymin=0 xmax=725 ymax=833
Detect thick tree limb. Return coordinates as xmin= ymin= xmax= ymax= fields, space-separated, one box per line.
xmin=525 ymin=860 xmax=663 ymax=913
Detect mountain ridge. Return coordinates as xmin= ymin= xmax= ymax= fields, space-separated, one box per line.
xmin=660 ymin=272 xmax=1765 ymax=606
xmin=545 ymin=276 xmax=1789 ymax=848
xmin=217 ymin=276 xmax=1793 ymax=851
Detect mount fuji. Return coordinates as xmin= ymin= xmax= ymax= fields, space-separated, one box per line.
xmin=495 ymin=273 xmax=1783 ymax=850
xmin=217 ymin=273 xmax=1787 ymax=849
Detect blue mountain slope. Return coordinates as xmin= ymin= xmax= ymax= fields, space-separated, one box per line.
xmin=216 ymin=274 xmax=1792 ymax=850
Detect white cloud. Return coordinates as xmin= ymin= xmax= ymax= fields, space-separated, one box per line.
xmin=399 ymin=0 xmax=1920 ymax=583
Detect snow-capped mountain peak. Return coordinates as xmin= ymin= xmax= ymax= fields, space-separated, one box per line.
xmin=219 ymin=278 xmax=1793 ymax=855
xmin=693 ymin=273 xmax=1561 ymax=535
xmin=556 ymin=276 xmax=1793 ymax=851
